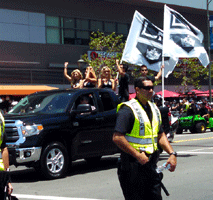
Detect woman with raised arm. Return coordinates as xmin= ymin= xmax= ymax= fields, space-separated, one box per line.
xmin=82 ymin=66 xmax=97 ymax=88
xmin=98 ymin=66 xmax=116 ymax=91
xmin=64 ymin=62 xmax=83 ymax=89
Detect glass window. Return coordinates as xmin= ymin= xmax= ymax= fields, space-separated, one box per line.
xmin=104 ymin=22 xmax=116 ymax=33
xmin=46 ymin=16 xmax=60 ymax=27
xmin=64 ymin=18 xmax=75 ymax=28
xmin=76 ymin=30 xmax=89 ymax=39
xmin=46 ymin=28 xmax=60 ymax=44
xmin=90 ymin=20 xmax=103 ymax=31
xmin=64 ymin=29 xmax=75 ymax=44
xmin=64 ymin=29 xmax=75 ymax=38
xmin=117 ymin=23 xmax=129 ymax=35
xmin=99 ymin=92 xmax=115 ymax=111
xmin=76 ymin=19 xmax=89 ymax=30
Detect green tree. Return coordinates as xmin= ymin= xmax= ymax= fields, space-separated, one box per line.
xmin=173 ymin=58 xmax=208 ymax=92
xmin=82 ymin=31 xmax=125 ymax=77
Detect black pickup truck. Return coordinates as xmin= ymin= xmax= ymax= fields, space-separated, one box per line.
xmin=4 ymin=88 xmax=120 ymax=179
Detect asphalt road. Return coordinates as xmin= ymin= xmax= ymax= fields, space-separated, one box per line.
xmin=9 ymin=130 xmax=213 ymax=200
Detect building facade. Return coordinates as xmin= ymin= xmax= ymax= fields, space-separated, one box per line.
xmin=0 ymin=0 xmax=212 ymax=93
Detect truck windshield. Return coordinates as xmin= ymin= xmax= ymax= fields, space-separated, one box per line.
xmin=8 ymin=93 xmax=73 ymax=114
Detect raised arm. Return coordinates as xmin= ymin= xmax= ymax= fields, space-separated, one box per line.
xmin=116 ymin=59 xmax=125 ymax=77
xmin=98 ymin=78 xmax=103 ymax=88
xmin=155 ymin=65 xmax=164 ymax=81
xmin=86 ymin=67 xmax=97 ymax=83
xmin=64 ymin=62 xmax=72 ymax=82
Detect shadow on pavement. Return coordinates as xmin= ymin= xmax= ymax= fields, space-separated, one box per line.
xmin=10 ymin=155 xmax=120 ymax=183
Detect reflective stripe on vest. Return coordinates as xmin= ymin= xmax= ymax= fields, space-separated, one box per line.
xmin=117 ymin=99 xmax=162 ymax=154
xmin=125 ymin=136 xmax=158 ymax=145
xmin=0 ymin=159 xmax=4 ymax=171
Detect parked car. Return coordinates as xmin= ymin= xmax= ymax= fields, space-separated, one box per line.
xmin=4 ymin=88 xmax=120 ymax=179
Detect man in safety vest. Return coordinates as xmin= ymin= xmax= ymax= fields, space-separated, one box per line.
xmin=113 ymin=76 xmax=177 ymax=200
xmin=0 ymin=112 xmax=13 ymax=198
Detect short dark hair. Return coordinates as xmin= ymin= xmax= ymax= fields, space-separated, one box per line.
xmin=134 ymin=76 xmax=151 ymax=88
xmin=122 ymin=64 xmax=128 ymax=72
xmin=80 ymin=95 xmax=90 ymax=103
xmin=140 ymin=65 xmax=147 ymax=68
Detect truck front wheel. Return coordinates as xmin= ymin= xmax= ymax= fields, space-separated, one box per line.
xmin=195 ymin=122 xmax=206 ymax=133
xmin=40 ymin=142 xmax=69 ymax=179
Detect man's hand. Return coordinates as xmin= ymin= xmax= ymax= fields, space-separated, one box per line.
xmin=136 ymin=152 xmax=149 ymax=165
xmin=8 ymin=182 xmax=13 ymax=195
xmin=166 ymin=155 xmax=177 ymax=172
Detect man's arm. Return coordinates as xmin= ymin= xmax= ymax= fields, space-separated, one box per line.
xmin=155 ymin=65 xmax=164 ymax=81
xmin=2 ymin=146 xmax=13 ymax=194
xmin=158 ymin=132 xmax=177 ymax=172
xmin=113 ymin=132 xmax=149 ymax=165
xmin=2 ymin=146 xmax=9 ymax=170
xmin=116 ymin=59 xmax=125 ymax=77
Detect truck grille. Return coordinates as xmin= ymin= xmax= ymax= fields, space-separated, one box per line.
xmin=5 ymin=120 xmax=20 ymax=143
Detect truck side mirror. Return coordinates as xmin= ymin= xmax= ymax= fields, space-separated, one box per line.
xmin=74 ymin=104 xmax=92 ymax=114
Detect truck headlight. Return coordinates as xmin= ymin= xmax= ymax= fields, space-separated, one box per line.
xmin=21 ymin=124 xmax=43 ymax=137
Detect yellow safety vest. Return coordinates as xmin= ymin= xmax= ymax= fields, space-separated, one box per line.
xmin=0 ymin=112 xmax=5 ymax=171
xmin=183 ymin=102 xmax=191 ymax=112
xmin=117 ymin=99 xmax=162 ymax=154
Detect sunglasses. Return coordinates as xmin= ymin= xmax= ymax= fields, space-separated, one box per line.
xmin=140 ymin=69 xmax=148 ymax=72
xmin=139 ymin=86 xmax=154 ymax=91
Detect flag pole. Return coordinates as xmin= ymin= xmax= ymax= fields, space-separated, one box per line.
xmin=162 ymin=56 xmax=165 ymax=107
xmin=162 ymin=4 xmax=166 ymax=107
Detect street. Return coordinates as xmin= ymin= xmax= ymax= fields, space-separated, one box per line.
xmin=9 ymin=130 xmax=213 ymax=200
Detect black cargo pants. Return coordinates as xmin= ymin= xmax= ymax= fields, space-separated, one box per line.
xmin=117 ymin=151 xmax=162 ymax=200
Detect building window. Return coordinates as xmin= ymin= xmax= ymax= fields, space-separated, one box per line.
xmin=117 ymin=23 xmax=129 ymax=35
xmin=46 ymin=16 xmax=60 ymax=44
xmin=46 ymin=16 xmax=129 ymax=46
xmin=104 ymin=22 xmax=116 ymax=33
xmin=90 ymin=20 xmax=103 ymax=32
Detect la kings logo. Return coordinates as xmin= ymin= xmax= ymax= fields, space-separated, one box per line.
xmin=169 ymin=11 xmax=202 ymax=53
xmin=136 ymin=19 xmax=163 ymax=64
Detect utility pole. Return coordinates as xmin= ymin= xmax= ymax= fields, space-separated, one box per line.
xmin=207 ymin=0 xmax=212 ymax=102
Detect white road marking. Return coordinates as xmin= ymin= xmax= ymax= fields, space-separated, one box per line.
xmin=13 ymin=194 xmax=103 ymax=200
xmin=177 ymin=151 xmax=213 ymax=154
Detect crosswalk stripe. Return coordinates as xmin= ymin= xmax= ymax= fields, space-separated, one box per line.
xmin=13 ymin=194 xmax=103 ymax=200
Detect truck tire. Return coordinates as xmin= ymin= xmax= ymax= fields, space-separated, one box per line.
xmin=195 ymin=122 xmax=206 ymax=133
xmin=40 ymin=142 xmax=69 ymax=179
xmin=176 ymin=127 xmax=183 ymax=134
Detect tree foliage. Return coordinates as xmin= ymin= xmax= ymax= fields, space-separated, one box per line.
xmin=82 ymin=31 xmax=162 ymax=85
xmin=82 ymin=31 xmax=125 ymax=77
xmin=173 ymin=58 xmax=208 ymax=91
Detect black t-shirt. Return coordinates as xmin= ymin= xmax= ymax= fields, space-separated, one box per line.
xmin=119 ymin=73 xmax=129 ymax=97
xmin=1 ymin=134 xmax=6 ymax=149
xmin=147 ymin=75 xmax=155 ymax=83
xmin=199 ymin=107 xmax=208 ymax=116
xmin=114 ymin=101 xmax=163 ymax=135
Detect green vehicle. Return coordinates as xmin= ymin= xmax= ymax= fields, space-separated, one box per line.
xmin=177 ymin=114 xmax=213 ymax=134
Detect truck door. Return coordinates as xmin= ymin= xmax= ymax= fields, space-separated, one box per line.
xmin=71 ymin=92 xmax=104 ymax=157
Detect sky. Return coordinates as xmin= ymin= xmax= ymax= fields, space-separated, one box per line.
xmin=148 ymin=0 xmax=213 ymax=11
